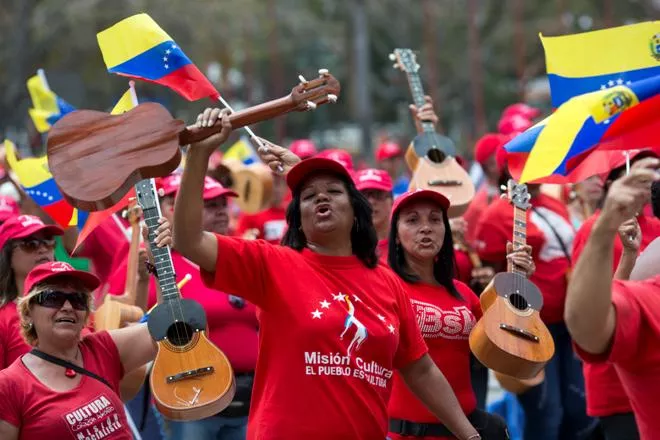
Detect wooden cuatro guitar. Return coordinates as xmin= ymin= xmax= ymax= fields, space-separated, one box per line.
xmin=93 ymin=200 xmax=148 ymax=401
xmin=136 ymin=178 xmax=234 ymax=421
xmin=213 ymin=158 xmax=274 ymax=214
xmin=469 ymin=180 xmax=555 ymax=380
xmin=390 ymin=48 xmax=474 ymax=217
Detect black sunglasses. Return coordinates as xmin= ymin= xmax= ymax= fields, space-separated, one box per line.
xmin=13 ymin=238 xmax=56 ymax=253
xmin=228 ymin=295 xmax=246 ymax=309
xmin=31 ymin=291 xmax=88 ymax=311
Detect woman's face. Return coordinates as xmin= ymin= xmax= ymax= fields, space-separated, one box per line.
xmin=11 ymin=232 xmax=56 ymax=279
xmin=299 ymin=174 xmax=354 ymax=240
xmin=29 ymin=285 xmax=89 ymax=344
xmin=202 ymin=196 xmax=230 ymax=235
xmin=575 ymin=175 xmax=604 ymax=204
xmin=362 ymin=189 xmax=393 ymax=232
xmin=396 ymin=200 xmax=446 ymax=262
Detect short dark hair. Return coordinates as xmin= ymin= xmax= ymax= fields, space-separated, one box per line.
xmin=281 ymin=173 xmax=379 ymax=268
xmin=387 ymin=208 xmax=462 ymax=299
xmin=0 ymin=243 xmax=16 ymax=306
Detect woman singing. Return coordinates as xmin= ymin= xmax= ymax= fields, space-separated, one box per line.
xmin=164 ymin=108 xmax=482 ymax=440
xmin=0 ymin=261 xmax=158 ymax=439
xmin=386 ymin=189 xmax=534 ymax=440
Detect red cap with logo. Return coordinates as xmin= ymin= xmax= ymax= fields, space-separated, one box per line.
xmin=316 ymin=149 xmax=354 ymax=172
xmin=391 ymin=189 xmax=450 ymax=219
xmin=203 ymin=176 xmax=238 ymax=200
xmin=354 ymin=168 xmax=393 ymax=192
xmin=290 ymin=139 xmax=318 ymax=159
xmin=156 ymin=173 xmax=182 ymax=198
xmin=0 ymin=196 xmax=20 ymax=222
xmin=501 ymin=103 xmax=541 ymax=120
xmin=498 ymin=114 xmax=533 ymax=136
xmin=474 ymin=133 xmax=508 ymax=165
xmin=0 ymin=215 xmax=63 ymax=250
xmin=375 ymin=142 xmax=403 ymax=162
xmin=23 ymin=261 xmax=100 ymax=296
xmin=286 ymin=157 xmax=353 ymax=192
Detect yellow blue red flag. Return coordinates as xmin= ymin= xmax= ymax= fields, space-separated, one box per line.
xmin=26 ymin=74 xmax=76 ymax=133
xmin=97 ymin=13 xmax=219 ymax=101
xmin=224 ymin=137 xmax=258 ymax=165
xmin=542 ymin=21 xmax=660 ymax=107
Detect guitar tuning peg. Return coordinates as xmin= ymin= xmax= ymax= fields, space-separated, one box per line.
xmin=305 ymin=101 xmax=317 ymax=110
xmin=298 ymin=74 xmax=308 ymax=84
xmin=327 ymin=94 xmax=338 ymax=103
xmin=388 ymin=53 xmax=396 ymax=61
xmin=500 ymin=185 xmax=507 ymax=191
xmin=415 ymin=64 xmax=420 ymax=69
xmin=318 ymin=68 xmax=329 ymax=76
xmin=393 ymin=63 xmax=400 ymax=69
xmin=121 ymin=209 xmax=128 ymax=219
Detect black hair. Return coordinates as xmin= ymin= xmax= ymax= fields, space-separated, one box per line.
xmin=602 ymin=151 xmax=659 ymax=203
xmin=0 ymin=243 xmax=17 ymax=306
xmin=652 ymin=180 xmax=659 ymax=218
xmin=281 ymin=173 xmax=379 ymax=268
xmin=387 ymin=206 xmax=462 ymax=299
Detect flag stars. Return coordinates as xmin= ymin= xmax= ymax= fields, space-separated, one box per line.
xmin=616 ymin=78 xmax=624 ymax=85
xmin=319 ymin=300 xmax=331 ymax=309
xmin=608 ymin=80 xmax=615 ymax=87
xmin=311 ymin=309 xmax=323 ymax=319
xmin=626 ymin=80 xmax=632 ymax=85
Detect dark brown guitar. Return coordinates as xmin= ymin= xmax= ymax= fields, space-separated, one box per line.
xmin=390 ymin=49 xmax=474 ymax=217
xmin=47 ymin=70 xmax=340 ymax=212
xmin=469 ymin=180 xmax=555 ymax=379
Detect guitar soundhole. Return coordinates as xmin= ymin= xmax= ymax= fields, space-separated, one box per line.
xmin=167 ymin=322 xmax=194 ymax=346
xmin=427 ymin=149 xmax=446 ymax=163
xmin=508 ymin=293 xmax=529 ymax=311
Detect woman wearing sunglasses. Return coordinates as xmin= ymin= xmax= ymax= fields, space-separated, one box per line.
xmin=0 ymin=214 xmax=63 ymax=370
xmin=0 ymin=261 xmax=158 ymax=439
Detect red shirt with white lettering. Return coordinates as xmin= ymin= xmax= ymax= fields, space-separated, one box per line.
xmin=0 ymin=331 xmax=130 ymax=439
xmin=388 ymin=280 xmax=481 ymax=433
xmin=200 ymin=235 xmax=428 ymax=440
xmin=569 ymin=212 xmax=660 ymax=417
xmin=475 ymin=194 xmax=574 ymax=323
xmin=236 ymin=206 xmax=287 ymax=244
xmin=574 ymin=276 xmax=660 ymax=440
xmin=0 ymin=302 xmax=29 ymax=369
xmin=107 ymin=249 xmax=259 ymax=372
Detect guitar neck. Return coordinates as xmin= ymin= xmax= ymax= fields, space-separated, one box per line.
xmin=135 ymin=179 xmax=180 ymax=303
xmin=404 ymin=70 xmax=435 ymax=134
xmin=511 ymin=206 xmax=528 ymax=277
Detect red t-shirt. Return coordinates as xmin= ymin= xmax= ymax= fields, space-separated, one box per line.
xmin=575 ymin=276 xmax=660 ymax=440
xmin=475 ymin=194 xmax=574 ymax=324
xmin=236 ymin=206 xmax=287 ymax=244
xmin=0 ymin=331 xmax=130 ymax=439
xmin=107 ymin=250 xmax=259 ymax=372
xmin=569 ymin=212 xmax=660 ymax=417
xmin=200 ymin=235 xmax=428 ymax=440
xmin=453 ymin=250 xmax=474 ymax=285
xmin=378 ymin=238 xmax=389 ymax=264
xmin=463 ymin=185 xmax=498 ymax=246
xmin=388 ymin=280 xmax=481 ymax=435
xmin=0 ymin=302 xmax=29 ymax=369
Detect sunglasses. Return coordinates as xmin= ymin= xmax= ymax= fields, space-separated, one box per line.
xmin=31 ymin=290 xmax=88 ymax=311
xmin=228 ymin=295 xmax=246 ymax=309
xmin=13 ymin=238 xmax=56 ymax=253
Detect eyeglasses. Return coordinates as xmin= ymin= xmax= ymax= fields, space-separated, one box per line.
xmin=31 ymin=290 xmax=88 ymax=311
xmin=12 ymin=238 xmax=56 ymax=253
xmin=228 ymin=295 xmax=246 ymax=309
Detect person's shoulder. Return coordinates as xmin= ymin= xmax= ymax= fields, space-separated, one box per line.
xmin=536 ymin=193 xmax=570 ymax=216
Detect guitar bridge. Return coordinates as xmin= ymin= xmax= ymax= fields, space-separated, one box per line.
xmin=428 ymin=179 xmax=462 ymax=186
xmin=499 ymin=324 xmax=539 ymax=343
xmin=166 ymin=366 xmax=215 ymax=383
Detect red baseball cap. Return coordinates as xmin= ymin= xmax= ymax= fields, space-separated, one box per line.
xmin=354 ymin=168 xmax=393 ymax=192
xmin=501 ymin=103 xmax=541 ymax=120
xmin=316 ymin=149 xmax=354 ymax=171
xmin=0 ymin=215 xmax=63 ymax=250
xmin=375 ymin=142 xmax=403 ymax=162
xmin=498 ymin=114 xmax=533 ymax=136
xmin=23 ymin=261 xmax=100 ymax=296
xmin=156 ymin=173 xmax=182 ymax=198
xmin=203 ymin=176 xmax=238 ymax=200
xmin=290 ymin=139 xmax=318 ymax=159
xmin=0 ymin=196 xmax=20 ymax=222
xmin=474 ymin=133 xmax=508 ymax=165
xmin=391 ymin=189 xmax=451 ymax=219
xmin=286 ymin=157 xmax=353 ymax=192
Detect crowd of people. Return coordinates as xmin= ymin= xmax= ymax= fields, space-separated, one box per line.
xmin=0 ymin=95 xmax=657 ymax=440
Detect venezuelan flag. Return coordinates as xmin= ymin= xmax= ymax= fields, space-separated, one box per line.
xmin=26 ymin=74 xmax=76 ymax=133
xmin=97 ymin=14 xmax=219 ymax=101
xmin=505 ymin=75 xmax=660 ymax=183
xmin=224 ymin=137 xmax=258 ymax=164
xmin=542 ymin=21 xmax=660 ymax=107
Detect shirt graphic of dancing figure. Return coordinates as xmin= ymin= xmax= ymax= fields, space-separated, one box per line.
xmin=339 ymin=295 xmax=368 ymax=357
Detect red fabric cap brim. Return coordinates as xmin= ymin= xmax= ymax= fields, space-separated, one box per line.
xmin=24 ymin=270 xmax=100 ymax=296
xmin=391 ymin=189 xmax=451 ymax=219
xmin=286 ymin=157 xmax=353 ymax=192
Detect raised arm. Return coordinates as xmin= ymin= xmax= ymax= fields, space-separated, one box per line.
xmin=613 ymin=218 xmax=641 ymax=281
xmin=565 ymin=158 xmax=659 ymax=354
xmin=173 ymin=108 xmax=233 ymax=273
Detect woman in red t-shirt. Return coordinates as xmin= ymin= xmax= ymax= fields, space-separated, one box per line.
xmin=0 ymin=214 xmax=63 ymax=369
xmin=0 ymin=261 xmax=157 ymax=439
xmin=161 ymin=108 xmax=482 ymax=440
xmin=385 ymin=190 xmax=534 ymax=440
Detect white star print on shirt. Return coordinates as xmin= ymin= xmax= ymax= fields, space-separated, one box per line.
xmin=311 ymin=309 xmax=323 ymax=319
xmin=319 ymin=300 xmax=331 ymax=309
xmin=388 ymin=324 xmax=395 ymax=334
xmin=332 ymin=293 xmax=346 ymax=302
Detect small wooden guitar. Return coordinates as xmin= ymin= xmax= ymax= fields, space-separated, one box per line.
xmin=390 ymin=49 xmax=474 ymax=217
xmin=215 ymin=158 xmax=274 ymax=214
xmin=47 ymin=70 xmax=340 ymax=212
xmin=93 ymin=200 xmax=148 ymax=401
xmin=136 ymin=178 xmax=234 ymax=421
xmin=469 ymin=180 xmax=554 ymax=379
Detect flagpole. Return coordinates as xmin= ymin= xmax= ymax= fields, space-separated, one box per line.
xmin=37 ymin=68 xmax=51 ymax=91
